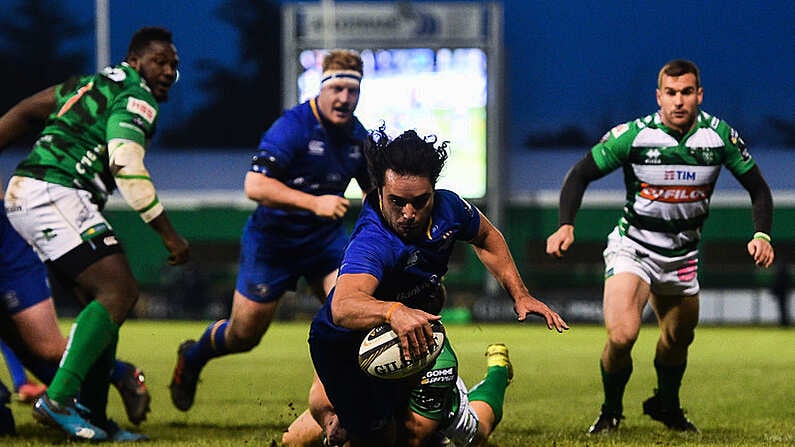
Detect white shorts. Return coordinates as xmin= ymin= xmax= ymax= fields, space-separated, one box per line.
xmin=4 ymin=176 xmax=117 ymax=262
xmin=603 ymin=227 xmax=700 ymax=296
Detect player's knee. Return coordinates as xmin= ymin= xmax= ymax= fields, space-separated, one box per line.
xmin=91 ymin=279 xmax=140 ymax=323
xmin=660 ymin=326 xmax=695 ymax=350
xmin=33 ymin=341 xmax=67 ymax=363
xmin=606 ymin=328 xmax=639 ymax=352
xmin=279 ymin=430 xmax=303 ymax=447
xmin=226 ymin=330 xmax=263 ymax=352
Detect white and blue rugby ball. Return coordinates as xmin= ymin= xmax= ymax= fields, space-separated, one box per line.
xmin=358 ymin=321 xmax=445 ymax=380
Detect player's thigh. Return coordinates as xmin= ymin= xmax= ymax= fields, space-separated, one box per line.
xmin=12 ymin=298 xmax=66 ymax=360
xmin=235 ymin=226 xmax=300 ymax=302
xmin=304 ymin=234 xmax=347 ymax=300
xmin=228 ymin=290 xmax=279 ymax=341
xmin=603 ymin=272 xmax=650 ymax=341
xmin=66 ymin=251 xmax=137 ymax=323
xmin=649 ymin=292 xmax=699 ymax=342
xmin=647 ymin=252 xmax=700 ymax=340
xmin=306 ymin=269 xmax=339 ymax=302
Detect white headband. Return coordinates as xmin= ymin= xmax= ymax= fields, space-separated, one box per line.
xmin=320 ymin=69 xmax=362 ymax=85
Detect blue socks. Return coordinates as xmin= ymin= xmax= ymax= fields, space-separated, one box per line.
xmin=185 ymin=320 xmax=231 ymax=370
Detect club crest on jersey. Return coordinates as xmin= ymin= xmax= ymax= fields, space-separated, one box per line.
xmin=686 ymin=146 xmax=716 ymax=164
xmin=126 ymin=97 xmax=156 ymax=124
xmin=2 ymin=291 xmax=20 ymax=310
xmin=308 ymin=140 xmax=325 ymax=155
xmin=253 ymin=283 xmax=270 ymax=297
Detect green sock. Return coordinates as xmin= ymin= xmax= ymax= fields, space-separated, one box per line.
xmin=601 ymin=360 xmax=632 ymax=416
xmin=468 ymin=365 xmax=510 ymax=424
xmin=78 ymin=341 xmax=116 ymax=422
xmin=47 ymin=301 xmax=119 ymax=404
xmin=654 ymin=360 xmax=686 ymax=409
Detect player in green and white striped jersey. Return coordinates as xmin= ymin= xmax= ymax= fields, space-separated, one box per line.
xmin=546 ymin=59 xmax=774 ymax=434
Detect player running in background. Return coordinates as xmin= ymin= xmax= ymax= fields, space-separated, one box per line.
xmin=546 ymin=59 xmax=774 ymax=434
xmin=283 ymin=342 xmax=513 ymax=447
xmin=169 ymin=50 xmax=371 ymax=412
xmin=0 ymin=26 xmax=189 ymax=441
xmin=309 ymin=127 xmax=568 ymax=446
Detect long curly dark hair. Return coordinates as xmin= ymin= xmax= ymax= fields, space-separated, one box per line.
xmin=365 ymin=124 xmax=449 ymax=190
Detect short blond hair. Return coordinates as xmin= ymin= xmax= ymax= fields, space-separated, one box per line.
xmin=658 ymin=59 xmax=701 ymax=88
xmin=322 ymin=49 xmax=363 ymax=76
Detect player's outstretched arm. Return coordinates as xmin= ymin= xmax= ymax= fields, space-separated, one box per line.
xmin=470 ymin=212 xmax=569 ymax=332
xmin=0 ymin=86 xmax=56 ymax=151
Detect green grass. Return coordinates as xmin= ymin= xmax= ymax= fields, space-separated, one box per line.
xmin=2 ymin=321 xmax=794 ymax=446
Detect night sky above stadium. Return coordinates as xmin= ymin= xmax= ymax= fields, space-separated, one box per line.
xmin=94 ymin=0 xmax=794 ymax=149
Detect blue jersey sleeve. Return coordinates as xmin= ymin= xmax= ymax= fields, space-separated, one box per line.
xmin=250 ymin=108 xmax=305 ymax=180
xmin=441 ymin=190 xmax=481 ymax=242
xmin=339 ymin=225 xmax=396 ymax=281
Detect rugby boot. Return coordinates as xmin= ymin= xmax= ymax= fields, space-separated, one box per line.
xmin=93 ymin=418 xmax=150 ymax=442
xmin=485 ymin=343 xmax=513 ymax=383
xmin=169 ymin=340 xmax=200 ymax=411
xmin=587 ymin=406 xmax=623 ymax=434
xmin=32 ymin=394 xmax=108 ymax=441
xmin=642 ymin=391 xmax=699 ymax=432
xmin=113 ymin=361 xmax=151 ymax=425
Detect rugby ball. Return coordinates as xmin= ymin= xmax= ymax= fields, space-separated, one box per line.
xmin=358 ymin=321 xmax=445 ymax=380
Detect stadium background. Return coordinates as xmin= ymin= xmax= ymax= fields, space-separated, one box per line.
xmin=1 ymin=0 xmax=793 ymax=324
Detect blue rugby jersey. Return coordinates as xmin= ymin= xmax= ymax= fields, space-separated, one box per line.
xmin=248 ymin=98 xmax=369 ymax=247
xmin=312 ymin=189 xmax=481 ymax=335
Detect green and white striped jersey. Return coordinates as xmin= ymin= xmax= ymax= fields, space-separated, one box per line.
xmin=591 ymin=110 xmax=755 ymax=256
xmin=13 ymin=63 xmax=159 ymax=209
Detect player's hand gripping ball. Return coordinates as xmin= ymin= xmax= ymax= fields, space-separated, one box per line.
xmin=358 ymin=321 xmax=445 ymax=379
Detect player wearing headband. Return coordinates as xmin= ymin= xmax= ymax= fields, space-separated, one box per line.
xmin=169 ymin=50 xmax=372 ymax=413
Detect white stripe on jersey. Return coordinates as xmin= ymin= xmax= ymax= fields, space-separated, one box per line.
xmin=633 ymin=195 xmax=710 ymax=221
xmin=632 ymin=127 xmax=678 ymax=147
xmin=686 ymin=127 xmax=725 ymax=148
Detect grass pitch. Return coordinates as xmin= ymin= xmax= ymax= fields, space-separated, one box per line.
xmin=2 ymin=320 xmax=793 ymax=446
